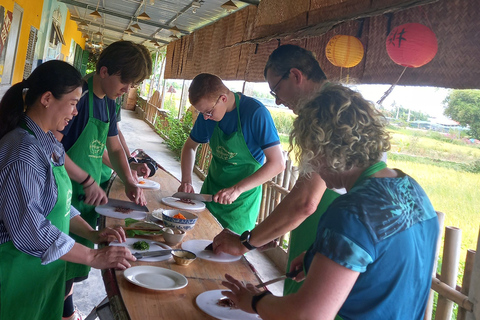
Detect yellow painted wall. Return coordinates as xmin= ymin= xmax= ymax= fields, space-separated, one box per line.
xmin=0 ymin=0 xmax=43 ymax=83
xmin=61 ymin=10 xmax=85 ymax=60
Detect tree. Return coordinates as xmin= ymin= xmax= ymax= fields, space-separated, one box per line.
xmin=444 ymin=90 xmax=480 ymax=139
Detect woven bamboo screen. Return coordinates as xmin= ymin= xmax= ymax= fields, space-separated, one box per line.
xmin=165 ymin=0 xmax=480 ymax=89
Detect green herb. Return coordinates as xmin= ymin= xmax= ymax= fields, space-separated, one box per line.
xmin=132 ymin=241 xmax=149 ymax=251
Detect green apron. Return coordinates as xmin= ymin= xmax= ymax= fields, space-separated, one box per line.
xmin=0 ymin=128 xmax=72 ymax=320
xmin=283 ymin=188 xmax=340 ymax=296
xmin=201 ymin=93 xmax=262 ymax=234
xmin=99 ymin=103 xmax=121 ymax=190
xmin=66 ymin=76 xmax=109 ymax=280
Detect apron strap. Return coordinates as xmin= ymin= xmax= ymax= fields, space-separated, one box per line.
xmin=352 ymin=161 xmax=387 ymax=189
xmin=87 ymin=76 xmax=110 ymax=122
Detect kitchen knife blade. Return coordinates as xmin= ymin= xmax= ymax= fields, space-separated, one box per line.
xmin=255 ymin=269 xmax=302 ymax=288
xmin=132 ymin=249 xmax=172 ymax=259
xmin=172 ymin=192 xmax=213 ymax=202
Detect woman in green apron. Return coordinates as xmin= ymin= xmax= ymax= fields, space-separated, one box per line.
xmin=221 ymin=84 xmax=438 ymax=320
xmin=0 ymin=61 xmax=135 ymax=320
xmin=179 ymin=73 xmax=285 ymax=234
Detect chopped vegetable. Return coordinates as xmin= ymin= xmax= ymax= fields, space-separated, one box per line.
xmin=138 ymin=181 xmax=146 ymax=184
xmin=173 ymin=213 xmax=187 ymax=219
xmin=133 ymin=241 xmax=150 ymax=251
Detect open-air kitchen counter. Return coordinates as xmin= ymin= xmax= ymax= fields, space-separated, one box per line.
xmin=99 ymin=152 xmax=262 ymax=320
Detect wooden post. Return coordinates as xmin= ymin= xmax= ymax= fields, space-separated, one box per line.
xmin=458 ymin=249 xmax=477 ymax=320
xmin=424 ymin=211 xmax=445 ymax=320
xmin=436 ymin=226 xmax=462 ymax=320
xmin=466 ymin=228 xmax=480 ymax=320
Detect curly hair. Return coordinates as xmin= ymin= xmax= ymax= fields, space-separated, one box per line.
xmin=289 ymin=83 xmax=391 ymax=176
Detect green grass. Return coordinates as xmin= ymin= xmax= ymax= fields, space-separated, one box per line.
xmin=388 ymin=157 xmax=479 ymax=265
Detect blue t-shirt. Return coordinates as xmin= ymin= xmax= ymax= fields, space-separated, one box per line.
xmin=60 ymin=81 xmax=118 ymax=151
xmin=304 ymin=171 xmax=439 ymax=320
xmin=190 ymin=93 xmax=280 ymax=163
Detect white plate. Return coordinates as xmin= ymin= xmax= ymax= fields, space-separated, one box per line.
xmin=123 ymin=266 xmax=188 ymax=291
xmin=136 ymin=178 xmax=160 ymax=190
xmin=196 ymin=290 xmax=261 ymax=320
xmin=109 ymin=238 xmax=172 ymax=262
xmin=182 ymin=240 xmax=242 ymax=263
xmin=161 ymin=196 xmax=206 ymax=211
xmin=95 ymin=199 xmax=148 ymax=220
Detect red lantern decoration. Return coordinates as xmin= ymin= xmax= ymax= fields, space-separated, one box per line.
xmin=386 ymin=23 xmax=438 ymax=68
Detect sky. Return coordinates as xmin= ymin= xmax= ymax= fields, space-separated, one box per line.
xmin=229 ymin=81 xmax=452 ymax=119
xmin=177 ymin=79 xmax=453 ymax=119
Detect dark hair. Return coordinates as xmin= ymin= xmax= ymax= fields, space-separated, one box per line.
xmin=264 ymin=44 xmax=327 ymax=82
xmin=0 ymin=60 xmax=82 ymax=139
xmin=96 ymin=40 xmax=152 ymax=85
xmin=188 ymin=73 xmax=229 ymax=105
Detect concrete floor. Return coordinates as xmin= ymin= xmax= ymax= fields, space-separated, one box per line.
xmin=74 ymin=109 xmax=284 ymax=318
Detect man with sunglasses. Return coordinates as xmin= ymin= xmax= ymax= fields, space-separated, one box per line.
xmin=178 ymin=73 xmax=285 ymax=235
xmin=211 ymin=44 xmax=342 ymax=296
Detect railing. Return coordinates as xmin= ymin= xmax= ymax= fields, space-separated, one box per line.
xmin=134 ymin=93 xmax=479 ymax=320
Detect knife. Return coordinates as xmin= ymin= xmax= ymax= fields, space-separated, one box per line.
xmin=132 ymin=249 xmax=172 ymax=259
xmin=255 ymin=269 xmax=302 ymax=288
xmin=172 ymin=192 xmax=213 ymax=202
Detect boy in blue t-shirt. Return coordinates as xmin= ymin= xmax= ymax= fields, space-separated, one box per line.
xmin=178 ymin=73 xmax=285 ymax=234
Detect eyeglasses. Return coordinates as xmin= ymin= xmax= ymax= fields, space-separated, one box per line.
xmin=269 ymin=70 xmax=290 ymax=99
xmin=203 ymin=95 xmax=222 ymax=118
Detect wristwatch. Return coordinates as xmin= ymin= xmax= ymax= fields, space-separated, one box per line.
xmin=240 ymin=230 xmax=257 ymax=250
xmin=128 ymin=157 xmax=137 ymax=164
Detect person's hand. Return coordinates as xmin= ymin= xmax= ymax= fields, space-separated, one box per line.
xmin=221 ymin=273 xmax=261 ymax=313
xmin=125 ymin=182 xmax=147 ymax=206
xmin=214 ymin=186 xmax=241 ymax=204
xmin=178 ymin=182 xmax=195 ymax=193
xmin=212 ymin=229 xmax=248 ymax=256
xmin=289 ymin=252 xmax=306 ymax=282
xmin=130 ymin=162 xmax=151 ymax=179
xmin=83 ymin=181 xmax=108 ymax=206
xmin=88 ymin=246 xmax=136 ymax=270
xmin=92 ymin=226 xmax=127 ymax=244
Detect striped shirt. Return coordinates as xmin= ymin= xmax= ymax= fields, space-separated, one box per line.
xmin=0 ymin=116 xmax=79 ymax=264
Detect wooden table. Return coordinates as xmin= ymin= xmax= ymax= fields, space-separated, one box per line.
xmin=100 ymin=165 xmax=260 ymax=320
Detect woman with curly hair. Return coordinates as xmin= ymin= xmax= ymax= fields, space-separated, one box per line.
xmin=221 ymin=83 xmax=439 ymax=320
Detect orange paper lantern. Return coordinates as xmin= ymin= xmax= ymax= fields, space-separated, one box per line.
xmin=325 ymin=35 xmax=364 ymax=68
xmin=386 ymin=23 xmax=438 ymax=68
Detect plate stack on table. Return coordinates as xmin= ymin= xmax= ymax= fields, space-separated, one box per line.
xmin=99 ymin=164 xmax=261 ymax=320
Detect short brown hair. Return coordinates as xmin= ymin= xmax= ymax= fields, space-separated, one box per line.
xmin=188 ymin=73 xmax=229 ymax=105
xmin=96 ymin=41 xmax=152 ymax=85
xmin=264 ymin=44 xmax=327 ymax=83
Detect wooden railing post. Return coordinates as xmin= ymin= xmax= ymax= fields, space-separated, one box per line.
xmin=466 ymin=227 xmax=480 ymax=320
xmin=458 ymin=249 xmax=477 ymax=320
xmin=436 ymin=226 xmax=462 ymax=320
xmin=424 ymin=211 xmax=445 ymax=320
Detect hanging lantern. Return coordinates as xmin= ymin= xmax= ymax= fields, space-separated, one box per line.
xmin=386 ymin=23 xmax=437 ymax=68
xmin=325 ymin=35 xmax=364 ymax=68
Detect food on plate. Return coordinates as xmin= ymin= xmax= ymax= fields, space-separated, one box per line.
xmin=127 ymin=221 xmax=163 ymax=231
xmin=114 ymin=206 xmax=133 ymax=214
xmin=176 ymin=198 xmax=195 ymax=205
xmin=138 ymin=181 xmax=146 ymax=184
xmin=216 ymin=297 xmax=237 ymax=309
xmin=132 ymin=241 xmax=150 ymax=251
xmin=173 ymin=213 xmax=187 ymax=220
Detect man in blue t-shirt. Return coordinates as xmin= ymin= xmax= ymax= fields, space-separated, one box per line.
xmin=178 ymin=73 xmax=285 ymax=234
